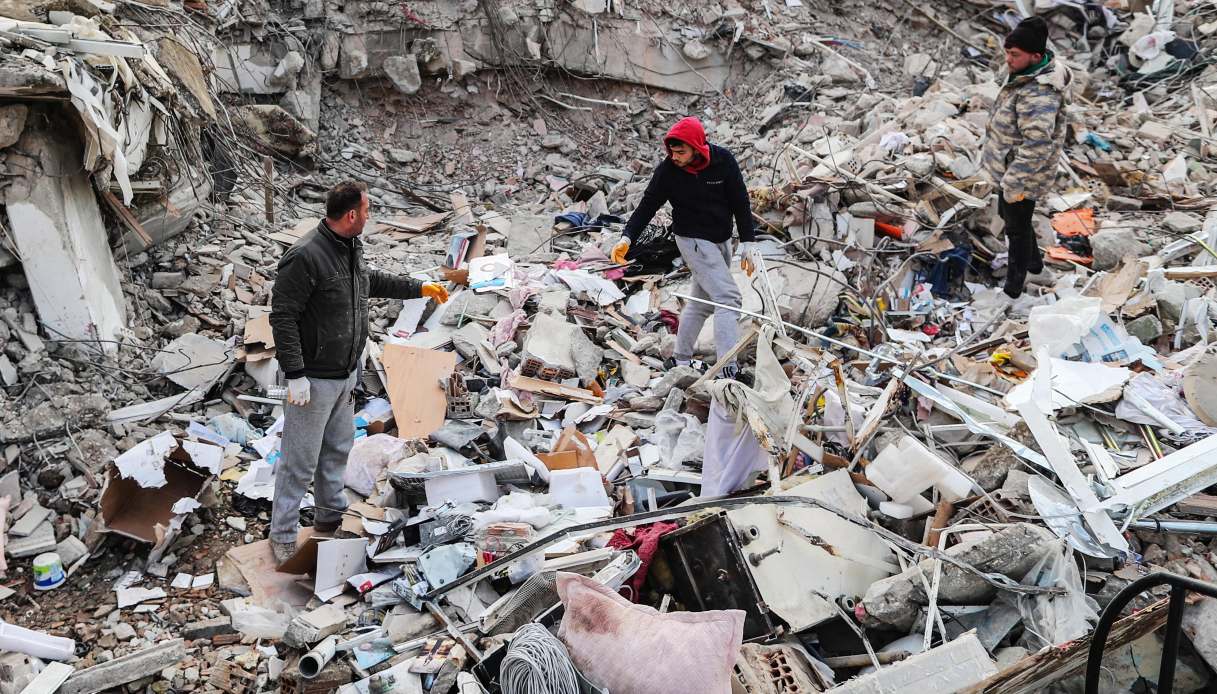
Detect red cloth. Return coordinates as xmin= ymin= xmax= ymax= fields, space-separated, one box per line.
xmin=664 ymin=117 xmax=711 ymax=174
xmin=657 ymin=309 xmax=679 ymax=334
xmin=607 ymin=521 xmax=680 ymax=601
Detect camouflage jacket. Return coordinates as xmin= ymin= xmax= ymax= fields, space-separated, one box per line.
xmin=980 ymin=55 xmax=1072 ymax=202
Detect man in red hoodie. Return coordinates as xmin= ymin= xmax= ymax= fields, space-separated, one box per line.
xmin=611 ymin=117 xmax=757 ymax=377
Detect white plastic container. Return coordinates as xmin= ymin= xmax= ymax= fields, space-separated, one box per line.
xmin=0 ymin=620 xmax=75 ymax=661
xmin=866 ymin=436 xmax=973 ymax=504
xmin=32 ymin=552 xmax=65 ymax=591
xmin=424 ymin=468 xmax=499 ymax=506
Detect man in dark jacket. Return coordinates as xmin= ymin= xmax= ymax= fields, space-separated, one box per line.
xmin=611 ymin=117 xmax=756 ymax=377
xmin=268 ymin=181 xmax=448 ymax=562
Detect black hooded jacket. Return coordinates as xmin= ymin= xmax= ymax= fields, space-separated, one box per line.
xmin=270 ymin=220 xmax=422 ymax=379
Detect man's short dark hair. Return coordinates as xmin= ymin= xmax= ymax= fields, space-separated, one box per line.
xmin=326 ymin=181 xmax=367 ymax=219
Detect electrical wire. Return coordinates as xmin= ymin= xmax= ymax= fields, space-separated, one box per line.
xmin=500 ymin=623 xmax=580 ymax=694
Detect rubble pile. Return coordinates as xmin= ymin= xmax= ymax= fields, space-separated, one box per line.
xmin=3 ymin=0 xmax=1217 ymax=692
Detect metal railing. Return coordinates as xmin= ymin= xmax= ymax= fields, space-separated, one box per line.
xmin=1085 ymin=572 xmax=1217 ymax=694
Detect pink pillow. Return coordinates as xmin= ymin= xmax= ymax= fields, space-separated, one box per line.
xmin=556 ymin=572 xmax=745 ymax=694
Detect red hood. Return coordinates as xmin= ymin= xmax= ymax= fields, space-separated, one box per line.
xmin=664 ymin=117 xmax=711 ymax=173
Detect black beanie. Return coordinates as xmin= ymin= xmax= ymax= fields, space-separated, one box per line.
xmin=1005 ymin=16 xmax=1048 ymax=55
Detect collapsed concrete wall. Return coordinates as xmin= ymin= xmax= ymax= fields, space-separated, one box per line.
xmin=213 ymin=0 xmax=751 ymax=111
xmin=1 ymin=107 xmax=126 ymax=350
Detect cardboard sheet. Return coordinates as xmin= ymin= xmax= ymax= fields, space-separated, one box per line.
xmin=101 ymin=434 xmax=219 ymax=544
xmin=221 ymin=532 xmax=314 ymax=608
xmin=508 ymin=373 xmax=602 ymax=404
xmin=99 ymin=463 xmax=209 ymax=542
xmin=381 ymin=345 xmax=457 ymax=440
xmin=277 ymin=534 xmax=370 ymax=601
xmin=239 ymin=312 xmax=276 ymax=362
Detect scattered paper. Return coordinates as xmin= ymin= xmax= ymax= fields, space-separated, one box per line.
xmin=116 ymin=586 xmax=167 ymax=608
xmin=172 ymin=498 xmax=202 ymax=514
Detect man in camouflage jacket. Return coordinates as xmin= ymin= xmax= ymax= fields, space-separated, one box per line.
xmin=980 ymin=16 xmax=1072 ymax=298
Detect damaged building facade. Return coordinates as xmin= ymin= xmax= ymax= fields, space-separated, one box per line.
xmin=2 ymin=0 xmax=1217 ymax=693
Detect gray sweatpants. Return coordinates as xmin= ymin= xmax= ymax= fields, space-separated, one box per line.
xmin=270 ymin=370 xmax=358 ymax=544
xmin=674 ymin=235 xmax=742 ymax=362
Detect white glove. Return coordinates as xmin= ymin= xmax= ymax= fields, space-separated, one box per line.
xmin=286 ymin=377 xmax=311 ymax=406
xmin=739 ymin=241 xmax=761 ymax=276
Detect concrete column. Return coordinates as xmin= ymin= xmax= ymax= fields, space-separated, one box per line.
xmin=2 ymin=105 xmax=126 ymax=352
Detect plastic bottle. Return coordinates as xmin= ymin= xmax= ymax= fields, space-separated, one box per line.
xmin=0 ymin=620 xmax=75 ymax=661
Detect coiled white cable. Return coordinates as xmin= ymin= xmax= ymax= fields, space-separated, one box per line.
xmin=500 ymin=623 xmax=580 ymax=694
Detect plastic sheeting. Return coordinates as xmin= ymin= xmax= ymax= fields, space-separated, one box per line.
xmin=1011 ymin=543 xmax=1098 ymax=650
xmin=652 ymin=410 xmax=705 ymax=468
xmin=699 ymin=400 xmax=767 ymax=498
xmin=1115 ymin=371 xmax=1217 ymax=438
xmin=1028 ymin=296 xmax=1103 ymax=357
xmin=344 ymin=434 xmax=409 ymax=496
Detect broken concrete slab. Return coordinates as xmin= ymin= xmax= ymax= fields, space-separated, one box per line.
xmin=830 ymin=631 xmax=996 ymax=693
xmin=235 ymin=104 xmax=316 ymax=159
xmin=1090 ymin=227 xmax=1151 ymax=271
xmin=181 ymin=617 xmax=235 ymax=641
xmin=6 ymin=519 xmax=56 ymax=558
xmin=1 ymin=107 xmax=127 ymax=352
xmin=55 ymin=536 xmax=88 ymax=567
xmin=211 ymin=42 xmax=284 ymax=95
xmin=283 ymin=603 xmax=348 ymax=647
xmin=59 ymin=639 xmax=185 ymax=694
xmin=546 ymin=15 xmax=735 ymax=94
xmin=858 ymin=523 xmax=1057 ymax=631
xmin=8 ymin=503 xmax=50 ymax=537
xmin=0 ymin=103 xmax=28 ymax=149
xmin=157 ymin=38 xmax=216 ymax=119
xmin=383 ymin=55 xmax=422 ymax=95
xmin=150 ymin=332 xmax=233 ymax=391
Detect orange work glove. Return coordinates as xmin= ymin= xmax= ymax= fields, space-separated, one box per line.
xmin=610 ymin=237 xmax=631 ymax=265
xmin=421 ymin=282 xmax=449 ymax=304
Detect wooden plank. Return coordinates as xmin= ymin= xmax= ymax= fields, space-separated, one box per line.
xmin=100 ymin=190 xmax=153 ymax=247
xmin=270 ymin=218 xmax=317 ymax=246
xmin=605 ymin=339 xmax=641 ymax=365
xmin=507 ymin=373 xmax=602 ymax=404
xmin=380 ymin=211 xmax=450 ymax=234
xmin=381 ymin=345 xmax=456 ymax=441
xmin=1163 ymin=265 xmax=1217 ymax=280
xmin=963 ymin=597 xmax=1168 ymax=694
xmin=1173 ymin=492 xmax=1217 ymax=516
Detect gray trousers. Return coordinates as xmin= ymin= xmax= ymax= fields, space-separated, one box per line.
xmin=270 ymin=370 xmax=358 ymax=544
xmin=674 ymin=235 xmax=742 ymax=362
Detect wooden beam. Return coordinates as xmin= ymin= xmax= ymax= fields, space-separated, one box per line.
xmin=100 ymin=190 xmax=153 ymax=248
xmin=690 ymin=324 xmax=761 ymax=389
